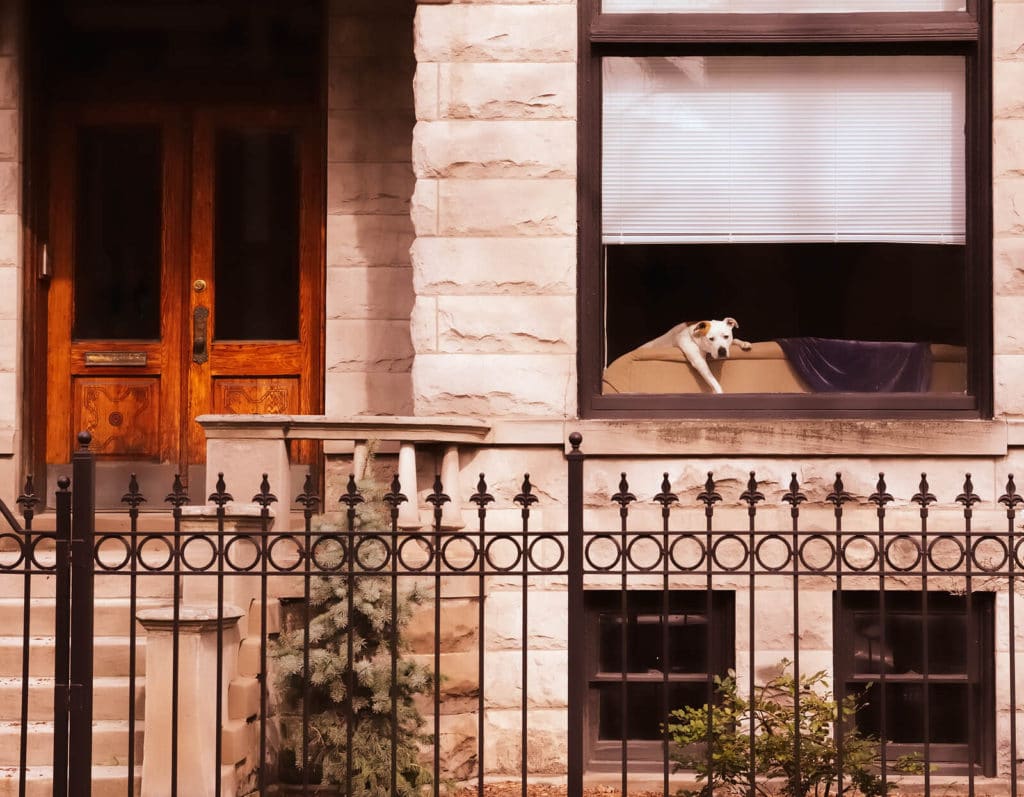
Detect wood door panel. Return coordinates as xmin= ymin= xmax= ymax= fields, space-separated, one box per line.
xmin=73 ymin=377 xmax=161 ymax=458
xmin=212 ymin=377 xmax=298 ymax=415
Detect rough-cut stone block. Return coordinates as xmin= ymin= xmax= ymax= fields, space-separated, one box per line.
xmin=413 ymin=352 xmax=575 ymax=416
xmin=0 ymin=58 xmax=16 ymax=110
xmin=0 ymin=320 xmax=15 ymax=371
xmin=995 ymin=2 xmax=1024 ymax=61
xmin=329 ymin=56 xmax=416 ymax=112
xmin=437 ymin=295 xmax=575 ymax=353
xmin=0 ymin=372 xmax=16 ymax=425
xmin=330 ymin=14 xmax=413 ymax=60
xmin=328 ymin=110 xmax=415 ymax=163
xmin=413 ymin=120 xmax=575 ymax=178
xmin=437 ymin=62 xmax=575 ymax=120
xmin=0 ymin=162 xmax=16 ymax=214
xmin=485 ymin=589 xmax=567 ymax=650
xmin=438 ymin=179 xmax=575 ymax=236
xmin=326 ymin=214 xmax=414 ymax=267
xmin=411 ymin=178 xmax=439 ymax=236
xmin=483 ymin=649 xmax=568 ymax=709
xmin=324 ymin=371 xmax=414 ymax=416
xmin=996 ymin=236 xmax=1024 ymax=296
xmin=414 ymin=5 xmax=577 ymax=63
xmin=995 ymin=354 xmax=1024 ymax=415
xmin=0 ymin=110 xmax=17 ymax=161
xmin=326 ymin=265 xmax=415 ymax=320
xmin=994 ymin=295 xmax=1024 ymax=354
xmin=994 ymin=119 xmax=1024 ymax=179
xmin=0 ymin=267 xmax=15 ymax=316
xmin=484 ymin=707 xmax=566 ymax=775
xmin=411 ymin=296 xmax=438 ymax=353
xmin=414 ymin=62 xmax=440 ymax=121
xmin=412 ymin=236 xmax=574 ymax=295
xmin=995 ymin=60 xmax=1024 ymax=119
xmin=326 ymin=319 xmax=414 ymax=372
xmin=0 ymin=214 xmax=16 ymax=267
xmin=327 ymin=162 xmax=415 ymax=215
xmin=994 ymin=176 xmax=1024 ymax=235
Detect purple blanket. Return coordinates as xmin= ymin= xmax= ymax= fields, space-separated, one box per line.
xmin=775 ymin=338 xmax=932 ymax=393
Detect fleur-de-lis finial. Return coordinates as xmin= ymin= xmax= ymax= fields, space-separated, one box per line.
xmin=782 ymin=473 xmax=806 ymax=510
xmin=16 ymin=474 xmax=39 ymax=522
xmin=911 ymin=473 xmax=936 ymax=510
xmin=826 ymin=473 xmax=852 ymax=509
xmin=121 ymin=473 xmax=147 ymax=514
xmin=426 ymin=474 xmax=451 ymax=510
xmin=164 ymin=473 xmax=189 ymax=510
xmin=611 ymin=473 xmax=636 ymax=510
xmin=295 ymin=472 xmax=321 ymax=515
xmin=252 ymin=474 xmax=277 ymax=509
xmin=339 ymin=474 xmax=365 ymax=510
xmin=514 ymin=474 xmax=539 ymax=509
xmin=654 ymin=473 xmax=678 ymax=510
xmin=697 ymin=472 xmax=722 ymax=510
xmin=383 ymin=473 xmax=408 ymax=511
xmin=998 ymin=474 xmax=1024 ymax=511
xmin=208 ymin=473 xmax=233 ymax=508
xmin=740 ymin=471 xmax=764 ymax=509
xmin=956 ymin=473 xmax=981 ymax=510
xmin=868 ymin=473 xmax=893 ymax=509
xmin=469 ymin=473 xmax=494 ymax=510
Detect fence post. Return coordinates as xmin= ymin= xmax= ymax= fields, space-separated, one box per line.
xmin=566 ymin=432 xmax=584 ymax=797
xmin=52 ymin=476 xmax=72 ymax=797
xmin=69 ymin=431 xmax=96 ymax=797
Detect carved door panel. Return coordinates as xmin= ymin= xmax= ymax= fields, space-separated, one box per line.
xmin=46 ymin=106 xmax=322 ymax=474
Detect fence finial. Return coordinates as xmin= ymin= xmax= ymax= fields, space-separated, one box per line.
xmin=697 ymin=472 xmax=721 ymax=509
xmin=121 ymin=473 xmax=146 ymax=512
xmin=77 ymin=430 xmax=92 ymax=450
xmin=208 ymin=473 xmax=233 ymax=507
xmin=470 ymin=474 xmax=494 ymax=509
xmin=740 ymin=471 xmax=764 ymax=508
xmin=998 ymin=474 xmax=1023 ymax=510
xmin=654 ymin=473 xmax=678 ymax=510
xmin=868 ymin=473 xmax=893 ymax=508
xmin=826 ymin=473 xmax=852 ymax=509
xmin=164 ymin=474 xmax=189 ymax=509
xmin=611 ymin=473 xmax=636 ymax=509
xmin=296 ymin=472 xmax=320 ymax=514
xmin=911 ymin=473 xmax=936 ymax=509
xmin=568 ymin=432 xmax=582 ymax=451
xmin=16 ymin=475 xmax=39 ymax=521
xmin=253 ymin=474 xmax=278 ymax=508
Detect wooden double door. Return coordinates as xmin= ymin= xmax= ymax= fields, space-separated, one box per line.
xmin=45 ymin=106 xmax=323 ymax=474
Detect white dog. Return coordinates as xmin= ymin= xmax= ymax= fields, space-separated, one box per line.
xmin=639 ymin=318 xmax=752 ymax=394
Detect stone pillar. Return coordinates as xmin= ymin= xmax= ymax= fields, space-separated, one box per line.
xmin=440 ymin=444 xmax=464 ymax=529
xmin=397 ymin=440 xmax=421 ymax=528
xmin=136 ymin=604 xmax=245 ymax=797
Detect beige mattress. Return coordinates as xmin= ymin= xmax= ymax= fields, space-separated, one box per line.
xmin=602 ymin=341 xmax=967 ymax=394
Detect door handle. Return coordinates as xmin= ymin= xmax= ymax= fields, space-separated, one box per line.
xmin=193 ymin=306 xmax=209 ymax=364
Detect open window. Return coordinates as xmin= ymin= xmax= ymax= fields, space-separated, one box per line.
xmin=578 ymin=2 xmax=991 ymax=416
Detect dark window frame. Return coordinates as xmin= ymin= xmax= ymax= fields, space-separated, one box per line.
xmin=577 ymin=1 xmax=993 ymax=419
xmin=584 ymin=590 xmax=735 ymax=771
xmin=833 ymin=590 xmax=996 ymax=775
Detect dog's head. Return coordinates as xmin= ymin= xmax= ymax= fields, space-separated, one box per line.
xmin=691 ymin=318 xmax=740 ymax=360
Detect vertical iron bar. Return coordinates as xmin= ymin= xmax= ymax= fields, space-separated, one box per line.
xmin=655 ymin=474 xmax=677 ymax=797
xmin=471 ymin=475 xmax=494 ymax=797
xmin=827 ymin=474 xmax=851 ymax=797
xmin=69 ymin=432 xmax=96 ymax=797
xmin=698 ymin=474 xmax=721 ymax=797
xmin=52 ymin=477 xmax=72 ymax=797
xmin=341 ymin=474 xmax=364 ymax=797
xmin=958 ymin=474 xmax=980 ymax=797
xmin=870 ymin=474 xmax=893 ymax=791
xmin=121 ymin=475 xmax=144 ymax=797
xmin=740 ymin=473 xmax=763 ymax=797
xmin=566 ymin=434 xmax=585 ymax=797
xmin=383 ymin=474 xmax=407 ymax=797
xmin=253 ymin=476 xmax=277 ymax=794
xmin=427 ymin=475 xmax=450 ymax=797
xmin=612 ymin=474 xmax=635 ymax=797
xmin=515 ymin=476 xmax=538 ymax=797
xmin=209 ymin=474 xmax=233 ymax=797
xmin=297 ymin=473 xmax=320 ymax=793
xmin=913 ymin=474 xmax=935 ymax=797
xmin=165 ymin=475 xmax=189 ymax=797
xmin=16 ymin=476 xmax=38 ymax=797
xmin=999 ymin=476 xmax=1021 ymax=797
xmin=783 ymin=475 xmax=806 ymax=797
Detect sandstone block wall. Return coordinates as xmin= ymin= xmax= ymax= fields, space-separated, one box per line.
xmin=325 ymin=0 xmax=417 ymax=416
xmin=410 ymin=0 xmax=578 ymax=418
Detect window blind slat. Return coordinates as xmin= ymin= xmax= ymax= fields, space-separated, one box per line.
xmin=602 ymin=56 xmax=966 ymax=245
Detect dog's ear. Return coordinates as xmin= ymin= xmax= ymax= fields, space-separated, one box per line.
xmin=724 ymin=317 xmax=739 ymax=329
xmin=692 ymin=321 xmax=710 ymax=337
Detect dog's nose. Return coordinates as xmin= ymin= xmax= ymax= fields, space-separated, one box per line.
xmin=718 ymin=346 xmax=728 ymax=358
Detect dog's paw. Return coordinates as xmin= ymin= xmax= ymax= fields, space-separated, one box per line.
xmin=738 ymin=340 xmax=753 ymax=351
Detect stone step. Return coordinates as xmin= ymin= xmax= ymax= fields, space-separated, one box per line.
xmin=0 ymin=677 xmax=145 ymax=722
xmin=0 ymin=720 xmax=145 ymax=766
xmin=0 ymin=765 xmax=141 ymax=797
xmin=0 ymin=551 xmax=178 ymax=598
xmin=0 ymin=598 xmax=172 ymax=637
xmin=0 ymin=637 xmax=146 ymax=678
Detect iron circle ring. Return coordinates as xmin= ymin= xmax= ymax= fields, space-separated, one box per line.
xmin=136 ymin=534 xmax=175 ymax=572
xmin=1016 ymin=538 xmax=1024 ymax=570
xmin=397 ymin=534 xmax=434 ymax=572
xmin=180 ymin=534 xmax=218 ymax=572
xmin=483 ymin=535 xmax=522 ymax=573
xmin=441 ymin=534 xmax=479 ymax=572
xmin=354 ymin=534 xmax=391 ymax=572
xmin=884 ymin=535 xmax=922 ymax=572
xmin=0 ymin=535 xmax=24 ymax=569
xmin=625 ymin=534 xmax=664 ymax=572
xmin=94 ymin=534 xmax=132 ymax=572
xmin=797 ymin=534 xmax=837 ymax=572
xmin=754 ymin=534 xmax=793 ymax=572
xmin=970 ymin=535 xmax=1009 ymax=572
xmin=584 ymin=534 xmax=621 ymax=572
xmin=668 ymin=534 xmax=707 ymax=572
xmin=28 ymin=533 xmax=59 ymax=570
xmin=267 ymin=535 xmax=304 ymax=572
xmin=926 ymin=535 xmax=966 ymax=572
xmin=224 ymin=535 xmax=262 ymax=572
xmin=527 ymin=534 xmax=565 ymax=573
xmin=840 ymin=534 xmax=879 ymax=572
xmin=310 ymin=534 xmax=348 ymax=572
xmin=710 ymin=534 xmax=749 ymax=572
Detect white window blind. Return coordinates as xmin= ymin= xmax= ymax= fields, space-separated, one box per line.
xmin=602 ymin=0 xmax=965 ymax=13
xmin=602 ymin=56 xmax=966 ymax=244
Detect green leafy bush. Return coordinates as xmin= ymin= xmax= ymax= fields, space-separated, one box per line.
xmin=666 ymin=661 xmax=923 ymax=797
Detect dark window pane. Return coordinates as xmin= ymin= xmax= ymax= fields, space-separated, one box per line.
xmin=851 ymin=594 xmax=969 ymax=675
xmin=598 ymin=683 xmax=706 ymax=741
xmin=74 ymin=127 xmax=162 ymax=340
xmin=597 ymin=593 xmax=715 ymax=674
xmin=851 ymin=683 xmax=969 ymax=745
xmin=214 ymin=129 xmax=300 ymax=340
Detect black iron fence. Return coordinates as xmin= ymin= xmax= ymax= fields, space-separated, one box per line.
xmin=0 ymin=431 xmax=1020 ymax=797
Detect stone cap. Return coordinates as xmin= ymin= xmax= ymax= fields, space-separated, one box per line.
xmin=137 ymin=603 xmax=246 ymax=633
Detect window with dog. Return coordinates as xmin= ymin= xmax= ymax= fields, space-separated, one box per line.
xmin=834 ymin=591 xmax=995 ymax=774
xmin=579 ymin=3 xmax=990 ymax=415
xmin=584 ymin=590 xmax=735 ymax=770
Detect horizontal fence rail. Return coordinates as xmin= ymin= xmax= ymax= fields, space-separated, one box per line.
xmin=0 ymin=431 xmax=1018 ymax=797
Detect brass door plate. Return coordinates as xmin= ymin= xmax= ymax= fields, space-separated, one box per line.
xmin=84 ymin=351 xmax=148 ymax=367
